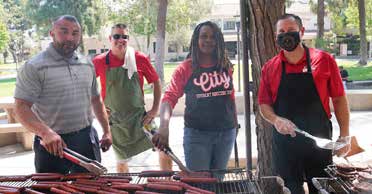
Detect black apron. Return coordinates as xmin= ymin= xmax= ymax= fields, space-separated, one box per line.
xmin=272 ymin=46 xmax=332 ymax=194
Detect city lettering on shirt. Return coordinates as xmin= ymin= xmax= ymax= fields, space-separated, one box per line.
xmin=193 ymin=71 xmax=231 ymax=92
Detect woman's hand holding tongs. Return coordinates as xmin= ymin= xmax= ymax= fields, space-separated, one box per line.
xmin=39 ymin=129 xmax=66 ymax=158
xmin=151 ymin=126 xmax=169 ymax=151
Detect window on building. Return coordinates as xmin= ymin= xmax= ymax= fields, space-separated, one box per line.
xmin=88 ymin=49 xmax=97 ymax=55
xmin=153 ymin=42 xmax=156 ymax=53
xmin=100 ymin=49 xmax=108 ymax=53
xmin=168 ymin=42 xmax=177 ymax=53
xmin=223 ymin=20 xmax=236 ymax=31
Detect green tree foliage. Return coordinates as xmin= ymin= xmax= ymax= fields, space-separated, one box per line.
xmin=0 ymin=22 xmax=9 ymax=53
xmin=108 ymin=0 xmax=212 ymax=53
xmin=309 ymin=0 xmax=349 ymax=35
xmin=345 ymin=0 xmax=372 ymax=37
xmin=26 ymin=0 xmax=109 ymax=37
xmin=2 ymin=0 xmax=31 ymax=63
xmin=0 ymin=4 xmax=10 ymax=53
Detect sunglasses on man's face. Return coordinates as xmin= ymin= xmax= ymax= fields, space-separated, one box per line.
xmin=112 ymin=34 xmax=129 ymax=40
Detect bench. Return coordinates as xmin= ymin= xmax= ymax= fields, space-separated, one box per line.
xmin=0 ymin=123 xmax=33 ymax=150
xmin=0 ymin=123 xmax=27 ymax=133
xmin=0 ymin=112 xmax=7 ymax=120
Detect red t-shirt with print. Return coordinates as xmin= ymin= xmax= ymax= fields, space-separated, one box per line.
xmin=162 ymin=58 xmax=235 ymax=109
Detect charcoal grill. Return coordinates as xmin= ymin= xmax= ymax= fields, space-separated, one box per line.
xmin=0 ymin=178 xmax=37 ymax=188
xmin=312 ymin=164 xmax=372 ymax=194
xmin=0 ymin=168 xmax=265 ymax=194
xmin=104 ymin=168 xmax=262 ymax=194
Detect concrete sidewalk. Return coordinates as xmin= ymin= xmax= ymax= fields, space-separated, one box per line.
xmin=0 ymin=112 xmax=371 ymax=175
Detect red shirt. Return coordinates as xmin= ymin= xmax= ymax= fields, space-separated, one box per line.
xmin=93 ymin=50 xmax=159 ymax=99
xmin=258 ymin=48 xmax=345 ymax=118
xmin=162 ymin=58 xmax=235 ymax=109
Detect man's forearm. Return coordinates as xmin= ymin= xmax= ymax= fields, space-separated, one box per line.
xmin=91 ymin=96 xmax=110 ymax=134
xmin=14 ymin=98 xmax=52 ymax=137
xmin=259 ymin=104 xmax=278 ymax=125
xmin=333 ymin=95 xmax=350 ymax=137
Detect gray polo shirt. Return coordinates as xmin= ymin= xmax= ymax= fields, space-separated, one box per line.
xmin=15 ymin=43 xmax=100 ymax=134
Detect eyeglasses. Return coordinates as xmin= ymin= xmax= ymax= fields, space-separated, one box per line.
xmin=112 ymin=34 xmax=129 ymax=40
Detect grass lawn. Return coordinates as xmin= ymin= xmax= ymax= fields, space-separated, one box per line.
xmin=337 ymin=60 xmax=372 ymax=81
xmin=1 ymin=60 xmax=371 ymax=97
xmin=0 ymin=78 xmax=16 ymax=97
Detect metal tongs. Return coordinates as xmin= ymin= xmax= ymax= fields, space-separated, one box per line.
xmin=143 ymin=127 xmax=192 ymax=173
xmin=63 ymin=147 xmax=107 ymax=175
xmin=294 ymin=128 xmax=348 ymax=150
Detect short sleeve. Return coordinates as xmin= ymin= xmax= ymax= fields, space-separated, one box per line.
xmin=138 ymin=55 xmax=159 ymax=84
xmin=328 ymin=56 xmax=345 ymax=97
xmin=14 ymin=62 xmax=42 ymax=103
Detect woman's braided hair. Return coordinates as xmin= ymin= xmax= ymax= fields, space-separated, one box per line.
xmin=188 ymin=21 xmax=232 ymax=72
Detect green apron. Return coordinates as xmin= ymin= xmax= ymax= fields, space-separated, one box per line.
xmin=104 ymin=54 xmax=152 ymax=160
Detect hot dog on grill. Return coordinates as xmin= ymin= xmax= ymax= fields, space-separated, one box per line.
xmin=101 ymin=187 xmax=129 ymax=194
xmin=146 ymin=183 xmax=183 ymax=192
xmin=0 ymin=175 xmax=30 ymax=182
xmin=0 ymin=188 xmax=20 ymax=194
xmin=31 ymin=175 xmax=62 ymax=181
xmin=23 ymin=188 xmax=46 ymax=194
xmin=50 ymin=187 xmax=71 ymax=194
xmin=111 ymin=183 xmax=145 ymax=191
xmin=135 ymin=191 xmax=162 ymax=194
xmin=180 ymin=177 xmax=218 ymax=183
xmin=139 ymin=170 xmax=174 ymax=177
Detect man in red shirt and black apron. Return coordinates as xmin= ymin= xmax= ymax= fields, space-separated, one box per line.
xmin=258 ymin=14 xmax=350 ymax=194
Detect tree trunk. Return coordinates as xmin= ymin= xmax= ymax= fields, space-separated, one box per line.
xmin=316 ymin=0 xmax=325 ymax=48
xmin=358 ymin=0 xmax=367 ymax=65
xmin=147 ymin=34 xmax=151 ymax=57
xmin=246 ymin=0 xmax=285 ymax=193
xmin=133 ymin=36 xmax=143 ymax=52
xmin=155 ymin=0 xmax=168 ymax=84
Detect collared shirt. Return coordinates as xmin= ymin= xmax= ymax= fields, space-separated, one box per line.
xmin=15 ymin=43 xmax=99 ymax=134
xmin=258 ymin=47 xmax=345 ymax=118
xmin=93 ymin=50 xmax=159 ymax=100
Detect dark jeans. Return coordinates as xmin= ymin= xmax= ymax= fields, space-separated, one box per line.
xmin=34 ymin=126 xmax=101 ymax=174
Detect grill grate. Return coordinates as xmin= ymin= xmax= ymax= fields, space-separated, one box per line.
xmin=314 ymin=164 xmax=372 ymax=194
xmin=0 ymin=168 xmax=263 ymax=194
xmin=325 ymin=165 xmax=356 ymax=191
xmin=0 ymin=179 xmax=37 ymax=188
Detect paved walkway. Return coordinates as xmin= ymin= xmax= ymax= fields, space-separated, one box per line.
xmin=0 ymin=112 xmax=371 ymax=175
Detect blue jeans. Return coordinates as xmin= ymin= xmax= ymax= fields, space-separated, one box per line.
xmin=183 ymin=127 xmax=236 ymax=171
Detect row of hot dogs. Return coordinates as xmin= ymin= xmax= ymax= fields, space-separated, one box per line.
xmin=0 ymin=170 xmax=219 ymax=194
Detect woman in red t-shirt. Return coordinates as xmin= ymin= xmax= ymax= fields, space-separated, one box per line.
xmin=152 ymin=21 xmax=238 ymax=171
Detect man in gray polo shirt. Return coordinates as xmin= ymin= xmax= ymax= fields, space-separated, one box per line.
xmin=14 ymin=15 xmax=112 ymax=173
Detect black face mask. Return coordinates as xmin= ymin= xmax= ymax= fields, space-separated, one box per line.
xmin=276 ymin=31 xmax=300 ymax=52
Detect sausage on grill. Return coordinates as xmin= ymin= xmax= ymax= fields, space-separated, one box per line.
xmin=23 ymin=188 xmax=46 ymax=194
xmin=180 ymin=177 xmax=218 ymax=183
xmin=139 ymin=170 xmax=174 ymax=177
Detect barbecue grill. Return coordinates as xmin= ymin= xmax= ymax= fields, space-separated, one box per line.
xmin=0 ymin=168 xmax=275 ymax=194
xmin=312 ymin=164 xmax=372 ymax=194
